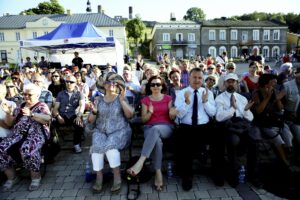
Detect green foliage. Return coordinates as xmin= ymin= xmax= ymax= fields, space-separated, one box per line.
xmin=231 ymin=11 xmax=300 ymax=33
xmin=125 ymin=17 xmax=146 ymax=45
xmin=183 ymin=7 xmax=206 ymax=22
xmin=20 ymin=0 xmax=64 ymax=15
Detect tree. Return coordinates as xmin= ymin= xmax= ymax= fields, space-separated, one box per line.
xmin=125 ymin=17 xmax=146 ymax=46
xmin=20 ymin=0 xmax=64 ymax=15
xmin=183 ymin=7 xmax=206 ymax=22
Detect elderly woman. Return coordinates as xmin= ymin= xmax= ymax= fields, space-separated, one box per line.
xmin=127 ymin=75 xmax=176 ymax=191
xmin=0 ymin=84 xmax=17 ymax=139
xmin=0 ymin=83 xmax=51 ymax=191
xmin=88 ymin=72 xmax=133 ymax=193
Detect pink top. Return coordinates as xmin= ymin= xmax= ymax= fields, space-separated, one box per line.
xmin=141 ymin=95 xmax=173 ymax=125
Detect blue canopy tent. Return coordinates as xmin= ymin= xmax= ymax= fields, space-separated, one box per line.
xmin=19 ymin=22 xmax=124 ymax=72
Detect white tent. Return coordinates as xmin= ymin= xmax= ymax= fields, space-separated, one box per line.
xmin=19 ymin=22 xmax=124 ymax=74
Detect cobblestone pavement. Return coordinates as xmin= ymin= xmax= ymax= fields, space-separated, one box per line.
xmin=0 ymin=132 xmax=288 ymax=200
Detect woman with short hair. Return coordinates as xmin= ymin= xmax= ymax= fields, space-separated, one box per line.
xmin=0 ymin=83 xmax=51 ymax=191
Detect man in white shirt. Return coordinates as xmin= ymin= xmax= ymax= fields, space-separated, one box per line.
xmin=215 ymin=73 xmax=262 ymax=188
xmin=174 ymin=68 xmax=219 ymax=190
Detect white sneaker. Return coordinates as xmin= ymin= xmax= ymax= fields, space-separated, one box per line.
xmin=74 ymin=144 xmax=82 ymax=153
xmin=2 ymin=177 xmax=20 ymax=191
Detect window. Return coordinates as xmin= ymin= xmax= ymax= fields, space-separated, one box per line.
xmin=44 ymin=31 xmax=48 ymax=35
xmin=272 ymin=46 xmax=280 ymax=58
xmin=209 ymin=30 xmax=216 ymax=40
xmin=231 ymin=30 xmax=237 ymax=40
xmin=16 ymin=32 xmax=20 ymax=41
xmin=253 ymin=30 xmax=259 ymax=41
xmin=208 ymin=46 xmax=217 ymax=58
xmin=176 ymin=33 xmax=183 ymax=41
xmin=188 ymin=33 xmax=195 ymax=41
xmin=0 ymin=32 xmax=4 ymax=41
xmin=109 ymin=29 xmax=114 ymax=37
xmin=262 ymin=46 xmax=270 ymax=59
xmin=219 ymin=30 xmax=226 ymax=40
xmin=231 ymin=46 xmax=238 ymax=58
xmin=263 ymin=30 xmax=270 ymax=40
xmin=163 ymin=33 xmax=170 ymax=41
xmin=219 ymin=46 xmax=227 ymax=55
xmin=242 ymin=31 xmax=248 ymax=42
xmin=273 ymin=30 xmax=280 ymax=40
xmin=32 ymin=32 xmax=37 ymax=38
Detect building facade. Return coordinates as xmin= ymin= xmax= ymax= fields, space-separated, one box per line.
xmin=151 ymin=20 xmax=201 ymax=60
xmin=0 ymin=11 xmax=126 ymax=64
xmin=201 ymin=20 xmax=288 ymax=61
xmin=151 ymin=19 xmax=288 ymax=61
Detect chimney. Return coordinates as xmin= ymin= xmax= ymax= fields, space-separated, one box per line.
xmin=97 ymin=5 xmax=102 ymax=13
xmin=86 ymin=0 xmax=92 ymax=13
xmin=129 ymin=6 xmax=133 ymax=19
xmin=170 ymin=12 xmax=176 ymax=21
xmin=66 ymin=9 xmax=71 ymax=16
xmin=6 ymin=13 xmax=9 ymax=16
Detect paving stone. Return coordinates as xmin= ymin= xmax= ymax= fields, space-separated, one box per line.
xmin=159 ymin=192 xmax=177 ymax=200
xmin=71 ymin=170 xmax=84 ymax=176
xmin=39 ymin=182 xmax=55 ymax=190
xmin=194 ymin=190 xmax=210 ymax=199
xmin=225 ymin=188 xmax=240 ymax=197
xmin=101 ymin=196 xmax=112 ymax=200
xmin=64 ymin=176 xmax=77 ymax=182
xmin=166 ymin=184 xmax=178 ymax=192
xmin=56 ymin=170 xmax=72 ymax=176
xmin=52 ymin=182 xmax=64 ymax=190
xmin=40 ymin=190 xmax=52 ymax=198
xmin=26 ymin=190 xmax=43 ymax=198
xmin=49 ymin=189 xmax=64 ymax=198
xmin=147 ymin=192 xmax=159 ymax=200
xmin=140 ymin=183 xmax=153 ymax=193
xmin=208 ymin=189 xmax=228 ymax=198
xmin=55 ymin=176 xmax=65 ymax=183
xmin=61 ymin=189 xmax=79 ymax=197
xmin=77 ymin=188 xmax=94 ymax=197
xmin=232 ymin=197 xmax=243 ymax=200
xmin=177 ymin=191 xmax=196 ymax=200
xmin=7 ymin=191 xmax=30 ymax=199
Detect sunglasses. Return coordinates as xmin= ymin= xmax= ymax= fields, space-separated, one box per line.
xmin=207 ymin=68 xmax=214 ymax=70
xmin=12 ymin=77 xmax=19 ymax=80
xmin=227 ymin=67 xmax=235 ymax=70
xmin=52 ymin=75 xmax=60 ymax=78
xmin=33 ymin=80 xmax=42 ymax=83
xmin=65 ymin=80 xmax=76 ymax=84
xmin=6 ymin=85 xmax=15 ymax=88
xmin=150 ymin=83 xmax=162 ymax=87
xmin=23 ymin=93 xmax=34 ymax=97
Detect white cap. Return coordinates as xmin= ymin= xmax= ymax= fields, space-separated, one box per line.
xmin=224 ymin=73 xmax=238 ymax=81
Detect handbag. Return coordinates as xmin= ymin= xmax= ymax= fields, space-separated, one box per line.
xmin=124 ymin=156 xmax=153 ymax=200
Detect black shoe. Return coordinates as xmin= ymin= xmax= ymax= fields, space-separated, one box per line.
xmin=227 ymin=177 xmax=238 ymax=188
xmin=212 ymin=176 xmax=224 ymax=187
xmin=248 ymin=177 xmax=264 ymax=188
xmin=182 ymin=176 xmax=192 ymax=191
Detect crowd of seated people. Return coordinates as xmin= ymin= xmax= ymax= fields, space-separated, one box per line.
xmin=1 ymin=53 xmax=300 ymax=195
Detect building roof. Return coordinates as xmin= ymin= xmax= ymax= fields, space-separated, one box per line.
xmin=202 ymin=19 xmax=287 ymax=27
xmin=0 ymin=13 xmax=123 ymax=29
xmin=157 ymin=20 xmax=199 ymax=25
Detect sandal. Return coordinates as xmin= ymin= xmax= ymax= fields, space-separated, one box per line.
xmin=2 ymin=177 xmax=20 ymax=191
xmin=111 ymin=181 xmax=122 ymax=194
xmin=92 ymin=181 xmax=102 ymax=193
xmin=153 ymin=184 xmax=163 ymax=192
xmin=127 ymin=168 xmax=137 ymax=177
xmin=28 ymin=178 xmax=41 ymax=191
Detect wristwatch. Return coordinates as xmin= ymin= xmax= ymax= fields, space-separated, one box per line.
xmin=31 ymin=112 xmax=35 ymax=117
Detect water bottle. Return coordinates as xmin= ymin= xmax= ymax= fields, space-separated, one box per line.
xmin=238 ymin=165 xmax=246 ymax=184
xmin=167 ymin=161 xmax=173 ymax=178
xmin=85 ymin=160 xmax=92 ymax=182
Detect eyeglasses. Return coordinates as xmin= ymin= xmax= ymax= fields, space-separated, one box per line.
xmin=105 ymin=81 xmax=117 ymax=85
xmin=65 ymin=80 xmax=76 ymax=84
xmin=12 ymin=77 xmax=19 ymax=80
xmin=150 ymin=83 xmax=162 ymax=87
xmin=6 ymin=85 xmax=15 ymax=88
xmin=23 ymin=93 xmax=34 ymax=97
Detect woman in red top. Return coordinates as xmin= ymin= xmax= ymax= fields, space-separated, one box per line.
xmin=242 ymin=61 xmax=260 ymax=94
xmin=127 ymin=75 xmax=177 ymax=191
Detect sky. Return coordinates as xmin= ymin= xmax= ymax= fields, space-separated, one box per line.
xmin=0 ymin=0 xmax=299 ymax=22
